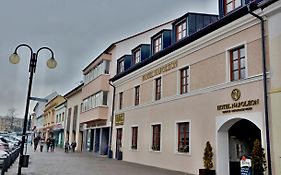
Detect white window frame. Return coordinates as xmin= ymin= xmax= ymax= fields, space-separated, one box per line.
xmin=149 ymin=122 xmax=162 ymax=152
xmin=129 ymin=125 xmax=139 ymax=151
xmin=225 ymin=42 xmax=248 ymax=82
xmin=175 ymin=120 xmax=191 ymax=155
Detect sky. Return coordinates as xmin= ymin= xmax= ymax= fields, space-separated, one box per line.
xmin=0 ymin=0 xmax=217 ymax=118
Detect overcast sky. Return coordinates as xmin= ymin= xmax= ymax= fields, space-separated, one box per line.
xmin=0 ymin=0 xmax=217 ymax=117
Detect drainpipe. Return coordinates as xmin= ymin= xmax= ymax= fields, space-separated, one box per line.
xmin=247 ymin=4 xmax=272 ymax=175
xmin=108 ymin=81 xmax=116 ymax=158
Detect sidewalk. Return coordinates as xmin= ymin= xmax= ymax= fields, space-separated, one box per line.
xmin=5 ymin=146 xmax=191 ymax=175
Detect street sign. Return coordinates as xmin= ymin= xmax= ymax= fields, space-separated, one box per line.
xmin=29 ymin=97 xmax=48 ymax=102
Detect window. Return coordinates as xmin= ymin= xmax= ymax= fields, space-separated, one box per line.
xmin=177 ymin=122 xmax=190 ymax=153
xmin=180 ymin=66 xmax=189 ymax=94
xmin=133 ymin=49 xmax=141 ymax=64
xmin=82 ymin=91 xmax=109 ymax=112
xmin=135 ymin=86 xmax=140 ymax=106
xmin=131 ymin=127 xmax=138 ymax=150
xmin=117 ymin=58 xmax=125 ymax=74
xmin=152 ymin=124 xmax=161 ymax=151
xmin=230 ymin=46 xmax=246 ymax=81
xmin=84 ymin=60 xmax=110 ymax=84
xmin=119 ymin=92 xmax=123 ymax=110
xmin=225 ymin=0 xmax=241 ymax=14
xmin=153 ymin=36 xmax=162 ymax=54
xmin=155 ymin=78 xmax=161 ymax=101
xmin=176 ymin=20 xmax=187 ymax=41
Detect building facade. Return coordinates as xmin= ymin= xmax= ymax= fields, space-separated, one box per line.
xmin=110 ymin=0 xmax=279 ymax=174
xmin=43 ymin=95 xmax=66 ymax=140
xmin=54 ymin=101 xmax=66 ymax=148
xmin=80 ymin=20 xmax=174 ymax=155
xmin=64 ymin=83 xmax=83 ymax=151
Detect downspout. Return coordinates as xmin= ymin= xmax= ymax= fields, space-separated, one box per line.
xmin=108 ymin=81 xmax=116 ymax=158
xmin=247 ymin=4 xmax=272 ymax=175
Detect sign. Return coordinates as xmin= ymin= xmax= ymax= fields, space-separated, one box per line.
xmin=142 ymin=60 xmax=178 ymax=81
xmin=240 ymin=156 xmax=251 ymax=175
xmin=115 ymin=113 xmax=124 ymax=126
xmin=217 ymin=89 xmax=260 ymax=114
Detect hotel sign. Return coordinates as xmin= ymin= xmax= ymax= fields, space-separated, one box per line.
xmin=217 ymin=89 xmax=260 ymax=114
xmin=142 ymin=60 xmax=178 ymax=81
xmin=115 ymin=113 xmax=124 ymax=126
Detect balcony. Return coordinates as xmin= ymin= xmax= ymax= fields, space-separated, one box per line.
xmin=79 ymin=106 xmax=108 ymax=124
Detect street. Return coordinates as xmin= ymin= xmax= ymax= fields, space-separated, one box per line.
xmin=4 ymin=146 xmax=190 ymax=175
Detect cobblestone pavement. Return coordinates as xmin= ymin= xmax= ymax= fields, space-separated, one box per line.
xmin=4 ymin=146 xmax=191 ymax=175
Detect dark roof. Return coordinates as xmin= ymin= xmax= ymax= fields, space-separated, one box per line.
xmin=82 ymin=20 xmax=175 ymax=72
xmin=110 ymin=2 xmax=261 ymax=82
xmin=172 ymin=12 xmax=218 ymax=25
xmin=151 ymin=29 xmax=172 ymax=39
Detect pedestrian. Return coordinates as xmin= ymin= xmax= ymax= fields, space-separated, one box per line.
xmin=33 ymin=135 xmax=40 ymax=152
xmin=39 ymin=138 xmax=45 ymax=152
xmin=71 ymin=140 xmax=77 ymax=152
xmin=46 ymin=137 xmax=51 ymax=152
xmin=64 ymin=141 xmax=69 ymax=153
xmin=50 ymin=137 xmax=55 ymax=152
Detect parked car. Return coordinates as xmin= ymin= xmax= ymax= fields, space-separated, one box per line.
xmin=0 ymin=140 xmax=9 ymax=152
xmin=0 ymin=150 xmax=8 ymax=167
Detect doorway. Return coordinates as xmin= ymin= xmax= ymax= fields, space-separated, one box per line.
xmin=228 ymin=119 xmax=261 ymax=175
xmin=115 ymin=128 xmax=123 ymax=160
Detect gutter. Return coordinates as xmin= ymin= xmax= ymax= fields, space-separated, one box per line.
xmin=247 ymin=3 xmax=272 ymax=175
xmin=108 ymin=81 xmax=116 ymax=158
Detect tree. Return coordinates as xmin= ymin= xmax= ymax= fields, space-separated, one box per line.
xmin=203 ymin=141 xmax=214 ymax=170
xmin=252 ymin=139 xmax=266 ymax=175
xmin=7 ymin=107 xmax=16 ymax=132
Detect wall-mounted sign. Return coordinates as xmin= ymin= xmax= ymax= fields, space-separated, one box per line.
xmin=142 ymin=60 xmax=178 ymax=81
xmin=217 ymin=89 xmax=260 ymax=114
xmin=115 ymin=113 xmax=124 ymax=126
xmin=231 ymin=89 xmax=241 ymax=101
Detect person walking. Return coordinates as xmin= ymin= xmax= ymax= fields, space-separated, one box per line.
xmin=39 ymin=138 xmax=45 ymax=152
xmin=64 ymin=141 xmax=69 ymax=153
xmin=46 ymin=137 xmax=51 ymax=152
xmin=50 ymin=137 xmax=55 ymax=152
xmin=71 ymin=140 xmax=77 ymax=152
xmin=33 ymin=135 xmax=40 ymax=152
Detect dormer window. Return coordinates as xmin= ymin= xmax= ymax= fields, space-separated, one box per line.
xmin=153 ymin=35 xmax=162 ymax=54
xmin=133 ymin=49 xmax=141 ymax=64
xmin=225 ymin=0 xmax=241 ymax=14
xmin=175 ymin=20 xmax=187 ymax=41
xmin=117 ymin=58 xmax=124 ymax=74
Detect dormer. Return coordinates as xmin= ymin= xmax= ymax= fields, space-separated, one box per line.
xmin=131 ymin=44 xmax=151 ymax=65
xmin=172 ymin=12 xmax=218 ymax=43
xmin=151 ymin=29 xmax=172 ymax=55
xmin=117 ymin=55 xmax=132 ymax=74
xmin=218 ymin=0 xmax=263 ymax=18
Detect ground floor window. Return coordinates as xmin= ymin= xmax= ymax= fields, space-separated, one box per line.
xmin=177 ymin=122 xmax=190 ymax=153
xmin=151 ymin=124 xmax=161 ymax=151
xmin=131 ymin=127 xmax=138 ymax=150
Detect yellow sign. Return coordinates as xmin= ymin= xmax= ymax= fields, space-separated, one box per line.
xmin=142 ymin=60 xmax=178 ymax=81
xmin=115 ymin=113 xmax=124 ymax=126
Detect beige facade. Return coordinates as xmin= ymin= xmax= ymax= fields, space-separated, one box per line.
xmin=64 ymin=84 xmax=83 ymax=151
xmin=111 ymin=11 xmax=269 ymax=175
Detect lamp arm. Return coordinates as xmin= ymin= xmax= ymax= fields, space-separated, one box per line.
xmin=14 ymin=44 xmax=33 ymax=55
xmin=36 ymin=46 xmax=55 ymax=58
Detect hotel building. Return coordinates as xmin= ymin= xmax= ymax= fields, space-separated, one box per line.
xmin=110 ymin=0 xmax=280 ymax=174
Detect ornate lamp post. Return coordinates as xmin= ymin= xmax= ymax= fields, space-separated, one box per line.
xmin=9 ymin=44 xmax=57 ymax=175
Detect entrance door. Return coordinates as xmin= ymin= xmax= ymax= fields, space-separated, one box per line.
xmin=115 ymin=128 xmax=123 ymax=160
xmin=228 ymin=119 xmax=261 ymax=175
xmin=94 ymin=129 xmax=100 ymax=153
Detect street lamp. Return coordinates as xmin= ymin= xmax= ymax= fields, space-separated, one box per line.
xmin=9 ymin=44 xmax=57 ymax=175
